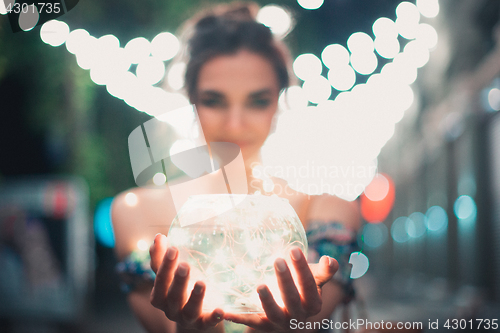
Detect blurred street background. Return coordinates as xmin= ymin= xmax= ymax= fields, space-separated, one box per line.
xmin=1 ymin=0 xmax=500 ymax=332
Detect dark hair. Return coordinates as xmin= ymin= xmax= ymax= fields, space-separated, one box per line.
xmin=182 ymin=2 xmax=292 ymax=103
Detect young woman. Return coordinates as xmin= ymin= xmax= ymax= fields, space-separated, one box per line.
xmin=112 ymin=3 xmax=361 ymax=333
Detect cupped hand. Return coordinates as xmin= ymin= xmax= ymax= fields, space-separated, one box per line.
xmin=223 ymin=247 xmax=338 ymax=332
xmin=149 ymin=233 xmax=224 ymax=330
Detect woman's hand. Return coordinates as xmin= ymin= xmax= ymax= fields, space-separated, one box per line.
xmin=223 ymin=248 xmax=338 ymax=332
xmin=149 ymin=233 xmax=224 ymax=331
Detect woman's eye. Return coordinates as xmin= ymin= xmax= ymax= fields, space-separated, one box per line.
xmin=250 ymin=99 xmax=271 ymax=109
xmin=200 ymin=99 xmax=225 ymax=108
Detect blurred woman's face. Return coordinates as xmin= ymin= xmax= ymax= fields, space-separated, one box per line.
xmin=195 ymin=49 xmax=280 ymax=161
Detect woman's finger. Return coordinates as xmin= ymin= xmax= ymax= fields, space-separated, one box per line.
xmin=198 ymin=308 xmax=225 ymax=329
xmin=150 ymin=246 xmax=179 ymax=309
xmin=164 ymin=262 xmax=190 ymax=319
xmin=274 ymin=258 xmax=305 ymax=320
xmin=257 ymin=285 xmax=287 ymax=326
xmin=181 ymin=281 xmax=206 ymax=324
xmin=310 ymin=256 xmax=339 ymax=289
xmin=150 ymin=233 xmax=167 ymax=274
xmin=289 ymin=247 xmax=322 ymax=316
xmin=223 ymin=313 xmax=273 ymax=331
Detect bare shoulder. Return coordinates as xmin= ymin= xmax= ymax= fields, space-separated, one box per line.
xmin=305 ymin=194 xmax=361 ymax=232
xmin=112 ymin=187 xmax=176 ymax=260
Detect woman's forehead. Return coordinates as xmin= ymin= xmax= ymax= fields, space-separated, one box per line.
xmin=197 ymin=50 xmax=279 ymax=95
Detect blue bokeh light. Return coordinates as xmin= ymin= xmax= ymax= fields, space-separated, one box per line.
xmin=454 ymin=195 xmax=477 ymax=220
xmin=391 ymin=217 xmax=410 ymax=243
xmin=406 ymin=212 xmax=427 ymax=238
xmin=425 ymin=205 xmax=448 ymax=232
xmin=94 ymin=197 xmax=115 ymax=248
xmin=362 ymin=223 xmax=388 ymax=248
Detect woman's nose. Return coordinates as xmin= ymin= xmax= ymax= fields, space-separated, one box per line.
xmin=224 ymin=107 xmax=245 ymax=132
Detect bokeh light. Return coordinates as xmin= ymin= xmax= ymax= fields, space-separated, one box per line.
xmin=403 ymin=40 xmax=430 ymax=68
xmin=302 ymin=76 xmax=331 ymax=104
xmin=416 ymin=0 xmax=440 ymax=18
xmin=350 ymin=52 xmax=378 ymax=75
xmin=321 ymin=44 xmax=350 ymax=69
xmin=416 ymin=23 xmax=438 ymax=49
xmin=454 ymin=195 xmax=477 ymax=220
xmin=364 ymin=174 xmax=389 ymax=201
xmin=293 ymin=53 xmax=323 ymax=81
xmin=395 ymin=2 xmax=421 ymax=39
xmin=297 ymin=0 xmax=324 ymax=10
xmin=425 ymin=206 xmax=448 ymax=232
xmin=136 ymin=56 xmax=166 ymax=85
xmin=256 ymin=5 xmax=292 ymax=36
xmin=125 ymin=37 xmax=151 ymax=64
xmin=137 ymin=239 xmax=149 ymax=252
xmin=151 ymin=32 xmax=180 ymax=61
xmin=40 ymin=20 xmax=70 ymax=47
xmin=391 ymin=217 xmax=410 ymax=243
xmin=125 ymin=192 xmax=138 ymax=207
xmin=167 ymin=62 xmax=186 ymax=90
xmin=406 ymin=212 xmax=427 ymax=238
xmin=284 ymin=86 xmax=309 ymax=110
xmin=374 ymin=37 xmax=400 ymax=59
xmin=362 ymin=223 xmax=388 ymax=248
xmin=153 ymin=173 xmax=167 ymax=186
xmin=65 ymin=29 xmax=90 ymax=54
xmin=361 ymin=173 xmax=395 ymax=223
xmin=94 ymin=198 xmax=115 ymax=248
xmin=488 ymin=88 xmax=500 ymax=111
xmin=327 ymin=65 xmax=356 ymax=91
xmin=347 ymin=32 xmax=374 ymax=53
xmin=372 ymin=17 xmax=398 ymax=39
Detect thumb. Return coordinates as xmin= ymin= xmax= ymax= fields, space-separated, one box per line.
xmin=310 ymin=256 xmax=339 ymax=288
xmin=149 ymin=233 xmax=167 ymax=274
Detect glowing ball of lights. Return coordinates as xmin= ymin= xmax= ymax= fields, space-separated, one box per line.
xmin=167 ymin=194 xmax=308 ymax=313
xmin=360 ymin=173 xmax=395 ymax=223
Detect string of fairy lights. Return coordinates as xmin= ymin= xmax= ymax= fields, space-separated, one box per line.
xmin=1 ymin=0 xmax=442 ymax=202
xmin=6 ymin=0 xmax=482 ymax=256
